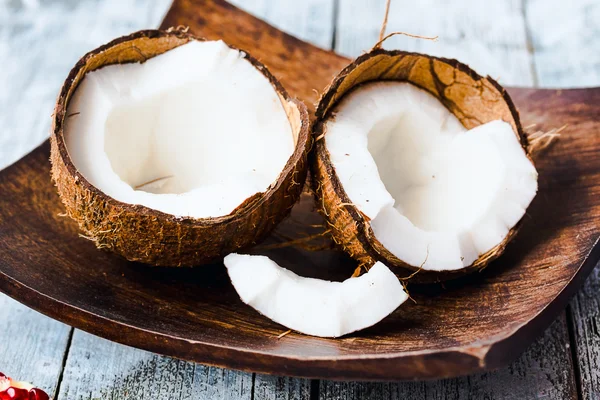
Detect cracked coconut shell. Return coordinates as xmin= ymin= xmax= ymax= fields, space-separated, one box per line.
xmin=311 ymin=49 xmax=535 ymax=282
xmin=50 ymin=30 xmax=310 ymax=266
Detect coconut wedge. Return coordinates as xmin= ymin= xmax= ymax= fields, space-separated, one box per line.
xmin=312 ymin=50 xmax=537 ymax=281
xmin=51 ymin=30 xmax=310 ymax=266
xmin=224 ymin=253 xmax=408 ymax=337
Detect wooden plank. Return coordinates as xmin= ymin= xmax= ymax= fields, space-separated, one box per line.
xmin=0 ymin=295 xmax=71 ymax=399
xmin=228 ymin=0 xmax=335 ymax=50
xmin=525 ymin=0 xmax=600 ymax=88
xmin=57 ymin=330 xmax=253 ymax=400
xmin=58 ymin=330 xmax=313 ymax=400
xmin=253 ymin=375 xmax=312 ymax=400
xmin=320 ymin=317 xmax=577 ymax=400
xmin=335 ymin=0 xmax=535 ymax=86
xmin=570 ymin=265 xmax=600 ymax=400
xmin=0 ymin=0 xmax=171 ymax=171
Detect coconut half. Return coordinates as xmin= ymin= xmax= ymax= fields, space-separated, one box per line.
xmin=312 ymin=50 xmax=537 ymax=281
xmin=50 ymin=30 xmax=310 ymax=266
xmin=224 ymin=253 xmax=408 ymax=337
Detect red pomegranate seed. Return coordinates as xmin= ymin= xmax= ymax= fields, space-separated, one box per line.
xmin=0 ymin=387 xmax=29 ymax=399
xmin=29 ymin=389 xmax=49 ymax=400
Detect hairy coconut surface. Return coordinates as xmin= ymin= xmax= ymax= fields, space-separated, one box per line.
xmin=51 ymin=30 xmax=310 ymax=266
xmin=311 ymin=49 xmax=537 ymax=282
xmin=224 ymin=253 xmax=408 ymax=338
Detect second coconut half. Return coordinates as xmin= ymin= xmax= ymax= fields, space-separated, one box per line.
xmin=311 ymin=49 xmax=538 ymax=282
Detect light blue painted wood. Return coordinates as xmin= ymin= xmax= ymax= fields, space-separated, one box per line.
xmin=0 ymin=0 xmax=171 ymax=171
xmin=320 ymin=317 xmax=577 ymax=400
xmin=334 ymin=0 xmax=536 ymax=87
xmin=253 ymin=374 xmax=312 ymax=400
xmin=57 ymin=330 xmax=253 ymax=400
xmin=526 ymin=0 xmax=600 ymax=88
xmin=229 ymin=0 xmax=335 ymax=50
xmin=570 ymin=264 xmax=600 ymax=400
xmin=0 ymin=296 xmax=71 ymax=399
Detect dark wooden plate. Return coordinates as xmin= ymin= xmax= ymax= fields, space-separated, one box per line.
xmin=1 ymin=0 xmax=599 ymax=381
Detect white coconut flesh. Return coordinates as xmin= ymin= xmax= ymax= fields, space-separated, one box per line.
xmin=64 ymin=40 xmax=295 ymax=218
xmin=224 ymin=253 xmax=408 ymax=338
xmin=324 ymin=82 xmax=538 ymax=271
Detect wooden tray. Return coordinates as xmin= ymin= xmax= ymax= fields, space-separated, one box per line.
xmin=0 ymin=0 xmax=599 ymax=381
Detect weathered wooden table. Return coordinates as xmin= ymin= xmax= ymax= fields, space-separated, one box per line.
xmin=1 ymin=0 xmax=599 ymax=398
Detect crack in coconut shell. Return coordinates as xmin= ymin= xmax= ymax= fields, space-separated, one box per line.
xmin=310 ymin=49 xmax=534 ymax=283
xmin=50 ymin=30 xmax=311 ymax=266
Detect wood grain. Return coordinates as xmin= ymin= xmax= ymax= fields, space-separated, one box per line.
xmin=334 ymin=0 xmax=535 ymax=86
xmin=0 ymin=296 xmax=71 ymax=399
xmin=320 ymin=317 xmax=576 ymax=400
xmin=253 ymin=375 xmax=311 ymax=400
xmin=57 ymin=330 xmax=253 ymax=400
xmin=229 ymin=0 xmax=335 ymax=50
xmin=0 ymin=0 xmax=171 ymax=171
xmin=525 ymin=0 xmax=600 ymax=88
xmin=569 ymin=266 xmax=600 ymax=400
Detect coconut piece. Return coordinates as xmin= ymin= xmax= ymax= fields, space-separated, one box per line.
xmin=50 ymin=30 xmax=310 ymax=266
xmin=312 ymin=50 xmax=537 ymax=282
xmin=224 ymin=253 xmax=408 ymax=337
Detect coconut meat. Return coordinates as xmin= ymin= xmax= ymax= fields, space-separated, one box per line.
xmin=65 ymin=40 xmax=295 ymax=218
xmin=224 ymin=253 xmax=408 ymax=337
xmin=324 ymin=82 xmax=537 ymax=271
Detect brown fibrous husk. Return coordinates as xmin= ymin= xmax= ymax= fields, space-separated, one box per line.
xmin=50 ymin=29 xmax=311 ymax=267
xmin=310 ymin=49 xmax=533 ymax=283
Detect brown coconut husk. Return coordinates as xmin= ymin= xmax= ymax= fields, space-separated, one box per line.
xmin=50 ymin=29 xmax=311 ymax=266
xmin=310 ymin=46 xmax=533 ymax=283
